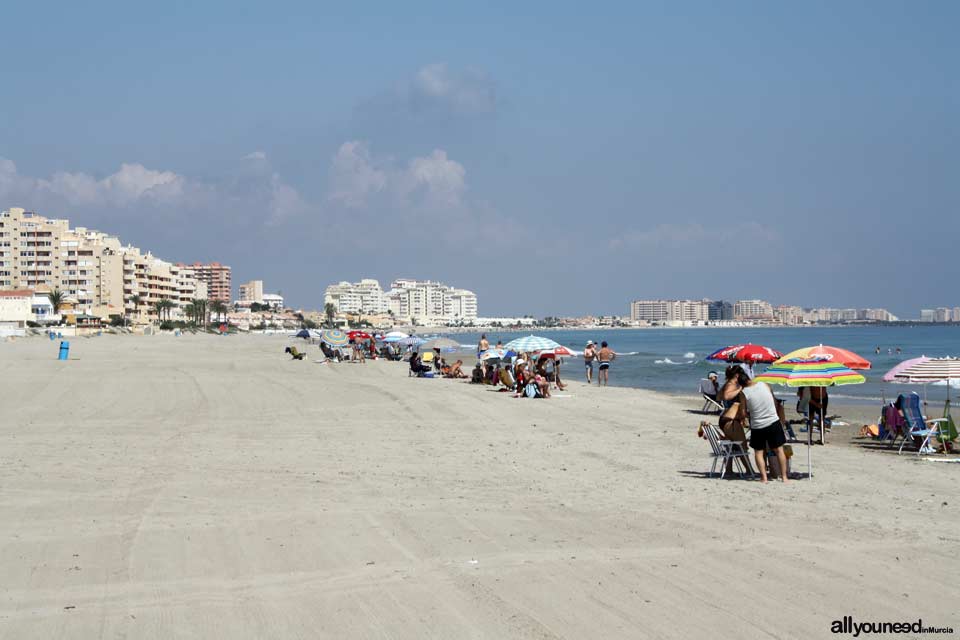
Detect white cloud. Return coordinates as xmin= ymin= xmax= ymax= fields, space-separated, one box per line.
xmin=328 ymin=141 xmax=468 ymax=213
xmin=327 ymin=141 xmax=388 ymax=208
xmin=411 ymin=63 xmax=496 ymax=115
xmin=398 ymin=149 xmax=466 ymax=207
xmin=0 ymin=156 xmax=306 ymax=226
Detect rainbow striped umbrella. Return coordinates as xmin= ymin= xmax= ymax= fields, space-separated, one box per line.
xmin=775 ymin=345 xmax=871 ymax=370
xmin=754 ymin=358 xmax=865 ymax=387
xmin=755 ymin=358 xmax=864 ymax=478
xmin=320 ymin=329 xmax=349 ymax=347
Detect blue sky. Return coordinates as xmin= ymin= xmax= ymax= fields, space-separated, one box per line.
xmin=1 ymin=1 xmax=956 ymax=317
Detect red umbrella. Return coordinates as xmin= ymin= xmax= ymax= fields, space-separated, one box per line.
xmin=348 ymin=331 xmax=372 ymax=340
xmin=707 ymin=343 xmax=783 ymax=364
xmin=536 ymin=346 xmax=576 ymax=358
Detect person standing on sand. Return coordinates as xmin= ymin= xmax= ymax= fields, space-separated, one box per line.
xmin=597 ymin=341 xmax=615 ymax=386
xmin=728 ymin=364 xmax=789 ymax=484
xmin=583 ymin=341 xmax=597 ymax=384
xmin=478 ymin=334 xmax=489 ymax=356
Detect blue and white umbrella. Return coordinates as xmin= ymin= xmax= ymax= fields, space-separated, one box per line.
xmin=382 ymin=331 xmax=409 ymax=342
xmin=398 ymin=335 xmax=426 ymax=347
xmin=479 ymin=348 xmax=506 ymax=361
xmin=504 ymin=335 xmax=561 ymax=353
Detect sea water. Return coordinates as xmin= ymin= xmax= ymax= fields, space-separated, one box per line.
xmin=446 ymin=325 xmax=960 ymax=406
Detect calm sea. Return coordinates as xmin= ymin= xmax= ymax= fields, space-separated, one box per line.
xmin=443 ymin=326 xmax=960 ymax=406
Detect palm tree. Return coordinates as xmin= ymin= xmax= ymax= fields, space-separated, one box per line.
xmin=210 ymin=300 xmax=228 ymax=324
xmin=183 ymin=302 xmax=197 ymax=325
xmin=162 ymin=299 xmax=176 ymax=322
xmin=47 ymin=289 xmax=66 ymax=315
xmin=324 ymin=302 xmax=336 ymax=328
xmin=127 ymin=294 xmax=142 ymax=325
xmin=152 ymin=300 xmax=165 ymax=322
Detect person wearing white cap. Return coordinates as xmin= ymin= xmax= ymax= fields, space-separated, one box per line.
xmin=583 ymin=341 xmax=597 ymax=384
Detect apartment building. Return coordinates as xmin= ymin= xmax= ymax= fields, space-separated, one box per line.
xmin=324 ymin=277 xmax=478 ymax=324
xmin=324 ymin=279 xmax=386 ymax=314
xmin=629 ymin=299 xmax=710 ymax=324
xmin=1 ymin=207 xmax=206 ymax=322
xmin=179 ymin=262 xmax=231 ymax=303
xmin=733 ymin=299 xmax=774 ymax=320
xmin=238 ymin=280 xmax=264 ymax=304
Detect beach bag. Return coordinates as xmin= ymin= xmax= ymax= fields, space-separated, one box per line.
xmin=524 ymin=382 xmax=539 ymax=398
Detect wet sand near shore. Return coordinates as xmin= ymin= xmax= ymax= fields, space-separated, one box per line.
xmin=1 ymin=334 xmax=956 ymax=639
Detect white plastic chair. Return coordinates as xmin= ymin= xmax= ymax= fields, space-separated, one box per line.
xmin=703 ymin=423 xmax=754 ymax=479
xmin=699 ymin=379 xmax=723 ymax=414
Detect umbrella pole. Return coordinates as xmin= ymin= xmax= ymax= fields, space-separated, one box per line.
xmin=808 ymin=413 xmax=813 ymax=479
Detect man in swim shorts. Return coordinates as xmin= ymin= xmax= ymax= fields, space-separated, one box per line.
xmin=597 ymin=341 xmax=615 ymax=386
xmin=583 ymin=341 xmax=597 ymax=384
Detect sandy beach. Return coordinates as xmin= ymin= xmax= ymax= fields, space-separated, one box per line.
xmin=1 ymin=334 xmax=956 ymax=639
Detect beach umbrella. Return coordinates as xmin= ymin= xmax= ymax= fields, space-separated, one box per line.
xmin=776 ymin=345 xmax=871 ymax=370
xmin=398 ymin=335 xmax=426 ymax=347
xmin=479 ymin=348 xmax=506 ymax=361
xmin=293 ymin=329 xmax=311 ymax=339
xmin=755 ymin=358 xmax=865 ymax=478
xmin=320 ymin=329 xmax=349 ymax=347
xmin=421 ymin=337 xmax=461 ymax=353
xmin=707 ymin=344 xmax=783 ymax=364
xmin=383 ymin=331 xmax=408 ymax=339
xmin=535 ymin=345 xmax=577 ymax=358
xmin=883 ymin=357 xmax=960 ymax=441
xmin=504 ymin=335 xmax=561 ymax=353
xmin=348 ymin=331 xmax=372 ymax=341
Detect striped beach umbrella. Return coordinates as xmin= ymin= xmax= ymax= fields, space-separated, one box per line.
xmin=320 ymin=329 xmax=349 ymax=347
xmin=883 ymin=356 xmax=960 ymax=384
xmin=755 ymin=358 xmax=866 ymax=387
xmin=535 ymin=345 xmax=577 ymax=358
xmin=398 ymin=335 xmax=426 ymax=347
xmin=382 ymin=331 xmax=409 ymax=342
xmin=479 ymin=348 xmax=506 ymax=361
xmin=776 ymin=345 xmax=871 ymax=370
xmin=503 ymin=335 xmax=561 ymax=353
xmin=755 ymin=358 xmax=865 ymax=479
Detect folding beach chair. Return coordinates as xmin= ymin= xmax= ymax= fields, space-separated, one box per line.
xmin=897 ymin=393 xmax=949 ymax=455
xmin=703 ymin=423 xmax=754 ymax=479
xmin=698 ymin=379 xmax=722 ymax=414
xmin=878 ymin=403 xmax=905 ymax=446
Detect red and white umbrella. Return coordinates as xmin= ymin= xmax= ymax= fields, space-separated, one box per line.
xmin=536 ymin=345 xmax=576 ymax=358
xmin=707 ymin=343 xmax=783 ymax=364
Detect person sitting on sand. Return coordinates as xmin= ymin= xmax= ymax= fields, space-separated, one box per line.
xmin=470 ymin=362 xmax=483 ymax=383
xmin=446 ymin=360 xmax=467 ymax=379
xmin=513 ymin=361 xmax=528 ymax=397
xmin=285 ymin=346 xmax=306 ymax=361
xmin=409 ymin=352 xmax=430 ymax=376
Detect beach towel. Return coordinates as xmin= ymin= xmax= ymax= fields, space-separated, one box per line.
xmin=524 ymin=382 xmax=540 ymax=398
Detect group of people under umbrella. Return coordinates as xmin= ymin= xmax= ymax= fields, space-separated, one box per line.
xmin=700 ymin=342 xmax=959 ymax=481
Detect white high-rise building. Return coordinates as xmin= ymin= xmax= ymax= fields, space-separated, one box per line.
xmin=324 ymin=279 xmax=386 ymax=314
xmin=628 ymin=299 xmax=710 ymax=323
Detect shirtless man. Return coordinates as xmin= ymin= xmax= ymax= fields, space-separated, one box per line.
xmin=583 ymin=341 xmax=597 ymax=384
xmin=477 ymin=334 xmax=490 ymax=377
xmin=597 ymin=341 xmax=615 ymax=386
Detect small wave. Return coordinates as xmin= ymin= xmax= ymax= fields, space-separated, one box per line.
xmin=930 ymin=380 xmax=960 ymax=388
xmin=655 ymin=358 xmax=677 ymax=365
xmin=619 ymin=351 xmax=640 ymax=356
xmin=683 ymin=352 xmax=695 ymax=359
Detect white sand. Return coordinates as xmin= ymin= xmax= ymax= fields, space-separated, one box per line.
xmin=0 ymin=334 xmax=955 ymax=638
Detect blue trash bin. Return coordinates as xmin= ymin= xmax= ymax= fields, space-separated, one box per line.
xmin=58 ymin=341 xmax=70 ymax=361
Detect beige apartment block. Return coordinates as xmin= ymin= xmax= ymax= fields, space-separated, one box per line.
xmin=238 ymin=279 xmax=264 ymax=304
xmin=1 ymin=207 xmax=206 ymax=323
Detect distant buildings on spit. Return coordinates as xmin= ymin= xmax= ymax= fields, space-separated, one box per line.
xmin=324 ymin=278 xmax=478 ymax=326
xmin=627 ymin=298 xmax=900 ymax=327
